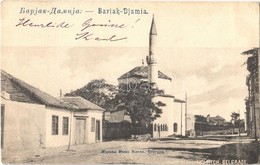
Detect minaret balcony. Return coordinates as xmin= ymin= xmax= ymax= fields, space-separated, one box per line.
xmin=146 ymin=55 xmax=157 ymax=64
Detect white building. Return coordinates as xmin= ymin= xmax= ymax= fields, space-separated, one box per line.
xmin=60 ymin=97 xmax=104 ymax=144
xmin=1 ymin=70 xmax=104 ymax=151
xmin=118 ymin=16 xmax=186 ymax=138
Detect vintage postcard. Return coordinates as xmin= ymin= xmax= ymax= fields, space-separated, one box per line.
xmin=1 ymin=1 xmax=260 ymax=164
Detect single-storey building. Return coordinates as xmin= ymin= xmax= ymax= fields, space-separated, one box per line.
xmin=60 ymin=97 xmax=105 ymax=144
xmin=1 ymin=70 xmax=104 ymax=151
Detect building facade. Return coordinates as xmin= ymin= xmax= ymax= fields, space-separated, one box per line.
xmin=60 ymin=97 xmax=104 ymax=144
xmin=243 ymin=48 xmax=260 ymax=138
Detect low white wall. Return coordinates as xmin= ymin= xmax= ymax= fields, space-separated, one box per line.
xmin=2 ymin=99 xmax=46 ymax=150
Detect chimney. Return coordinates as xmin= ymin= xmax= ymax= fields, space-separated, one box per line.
xmin=60 ymin=89 xmax=63 ymax=97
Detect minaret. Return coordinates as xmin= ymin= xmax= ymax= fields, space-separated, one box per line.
xmin=146 ymin=15 xmax=158 ymax=88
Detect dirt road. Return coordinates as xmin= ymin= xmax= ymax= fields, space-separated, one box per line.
xmin=3 ymin=140 xmax=231 ymax=164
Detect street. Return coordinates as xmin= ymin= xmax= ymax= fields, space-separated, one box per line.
xmin=3 ymin=139 xmax=255 ymax=164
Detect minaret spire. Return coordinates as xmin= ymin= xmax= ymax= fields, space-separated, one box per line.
xmin=146 ymin=14 xmax=158 ymax=88
xmin=150 ymin=14 xmax=157 ymax=36
xmin=149 ymin=14 xmax=157 ymax=56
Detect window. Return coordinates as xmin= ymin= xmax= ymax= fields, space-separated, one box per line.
xmin=62 ymin=117 xmax=69 ymax=135
xmin=157 ymin=124 xmax=160 ymax=132
xmin=154 ymin=124 xmax=157 ymax=131
xmin=91 ymin=118 xmax=95 ymax=132
xmin=160 ymin=125 xmax=163 ymax=131
xmin=52 ymin=115 xmax=59 ymax=135
xmin=173 ymin=123 xmax=178 ymax=132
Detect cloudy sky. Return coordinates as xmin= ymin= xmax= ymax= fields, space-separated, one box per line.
xmin=2 ymin=1 xmax=259 ymax=120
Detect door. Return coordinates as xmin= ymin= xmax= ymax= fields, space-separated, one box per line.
xmin=75 ymin=118 xmax=86 ymax=145
xmin=95 ymin=120 xmax=100 ymax=141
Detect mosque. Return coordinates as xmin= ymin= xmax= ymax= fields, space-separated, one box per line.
xmin=118 ymin=16 xmax=187 ymax=138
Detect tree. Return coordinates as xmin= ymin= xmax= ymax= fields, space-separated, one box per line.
xmin=194 ymin=115 xmax=208 ymax=134
xmin=66 ymin=80 xmax=166 ymax=134
xmin=112 ymin=82 xmax=165 ymax=128
xmin=230 ymin=112 xmax=241 ymax=134
xmin=65 ymin=79 xmax=117 ymax=109
xmin=230 ymin=112 xmax=240 ymax=125
xmin=195 ymin=115 xmax=207 ymax=123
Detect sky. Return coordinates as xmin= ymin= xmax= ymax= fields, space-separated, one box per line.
xmin=2 ymin=1 xmax=259 ymax=120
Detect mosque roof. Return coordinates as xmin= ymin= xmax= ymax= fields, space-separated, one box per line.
xmin=118 ymin=66 xmax=172 ymax=81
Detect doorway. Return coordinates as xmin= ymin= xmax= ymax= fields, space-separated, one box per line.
xmin=95 ymin=120 xmax=100 ymax=141
xmin=75 ymin=118 xmax=86 ymax=145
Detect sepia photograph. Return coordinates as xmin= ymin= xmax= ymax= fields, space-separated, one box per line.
xmin=1 ymin=1 xmax=260 ymax=164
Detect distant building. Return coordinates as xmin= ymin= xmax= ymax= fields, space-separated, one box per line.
xmin=1 ymin=70 xmax=104 ymax=151
xmin=118 ymin=16 xmax=185 ymax=138
xmin=243 ymin=48 xmax=260 ymax=138
xmin=194 ymin=114 xmax=235 ymax=136
xmin=102 ymin=110 xmax=132 ymax=140
xmin=206 ymin=114 xmax=226 ymax=125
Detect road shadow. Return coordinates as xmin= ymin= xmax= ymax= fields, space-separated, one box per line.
xmin=147 ymin=147 xmax=217 ymax=161
xmin=209 ymin=142 xmax=259 ymax=164
xmin=148 ymin=142 xmax=259 ymax=164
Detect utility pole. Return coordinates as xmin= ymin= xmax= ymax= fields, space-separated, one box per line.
xmin=254 ymin=94 xmax=258 ymax=142
xmin=255 ymin=3 xmax=260 ymax=163
xmin=185 ymin=92 xmax=187 ymax=136
xmin=181 ymin=103 xmax=183 ymax=136
xmin=238 ymin=109 xmax=240 ymax=137
xmin=257 ymin=3 xmax=260 ymax=162
xmin=67 ymin=109 xmax=74 ymax=151
xmin=257 ymin=2 xmax=260 ymax=142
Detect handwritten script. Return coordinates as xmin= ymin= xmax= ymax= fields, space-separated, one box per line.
xmin=15 ymin=18 xmax=73 ymax=28
xmin=75 ymin=18 xmax=127 ymax=42
xmin=15 ymin=17 xmax=139 ymax=42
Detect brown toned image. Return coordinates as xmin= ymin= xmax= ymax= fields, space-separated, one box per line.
xmin=1 ymin=1 xmax=260 ymax=164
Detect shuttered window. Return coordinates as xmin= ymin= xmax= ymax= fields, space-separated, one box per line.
xmin=63 ymin=117 xmax=69 ymax=135
xmin=52 ymin=115 xmax=59 ymax=135
xmin=173 ymin=123 xmax=178 ymax=132
xmin=91 ymin=118 xmax=95 ymax=132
